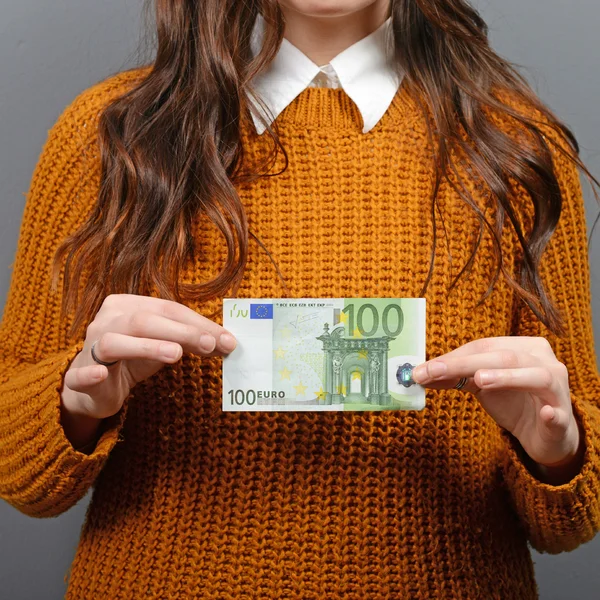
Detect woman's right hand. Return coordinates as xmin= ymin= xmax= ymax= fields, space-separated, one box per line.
xmin=61 ymin=294 xmax=237 ymax=424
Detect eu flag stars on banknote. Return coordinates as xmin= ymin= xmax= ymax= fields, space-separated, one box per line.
xmin=250 ymin=303 xmax=273 ymax=319
xmin=222 ymin=298 xmax=426 ymax=412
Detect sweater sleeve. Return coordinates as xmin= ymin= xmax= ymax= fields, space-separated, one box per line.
xmin=0 ymin=87 xmax=129 ymax=518
xmin=500 ymin=125 xmax=600 ymax=553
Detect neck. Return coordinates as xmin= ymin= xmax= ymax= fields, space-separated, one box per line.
xmin=279 ymin=1 xmax=391 ymax=65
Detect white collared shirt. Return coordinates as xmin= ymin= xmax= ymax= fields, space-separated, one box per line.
xmin=248 ymin=14 xmax=403 ymax=135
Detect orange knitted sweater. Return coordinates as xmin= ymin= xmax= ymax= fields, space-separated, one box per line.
xmin=1 ymin=67 xmax=599 ymax=599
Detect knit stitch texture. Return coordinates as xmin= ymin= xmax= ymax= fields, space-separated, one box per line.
xmin=1 ymin=67 xmax=599 ymax=599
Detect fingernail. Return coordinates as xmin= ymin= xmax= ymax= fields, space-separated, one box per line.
xmin=161 ymin=344 xmax=181 ymax=359
xmin=92 ymin=367 xmax=105 ymax=380
xmin=412 ymin=366 xmax=425 ymax=382
xmin=219 ymin=333 xmax=237 ymax=352
xmin=479 ymin=371 xmax=495 ymax=385
xmin=428 ymin=361 xmax=447 ymax=378
xmin=200 ymin=334 xmax=216 ymax=352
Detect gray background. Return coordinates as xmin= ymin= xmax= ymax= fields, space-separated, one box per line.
xmin=0 ymin=0 xmax=598 ymax=598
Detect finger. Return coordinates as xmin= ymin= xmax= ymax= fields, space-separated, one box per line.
xmin=64 ymin=363 xmax=112 ymax=393
xmin=473 ymin=366 xmax=561 ymax=400
xmin=539 ymin=405 xmax=574 ymax=442
xmin=109 ymin=311 xmax=236 ymax=358
xmin=159 ymin=300 xmax=235 ymax=353
xmin=413 ymin=375 xmax=482 ymax=395
xmin=412 ymin=350 xmax=540 ymax=384
xmin=106 ymin=295 xmax=235 ymax=354
xmin=439 ymin=336 xmax=555 ymax=360
xmin=92 ymin=331 xmax=192 ymax=365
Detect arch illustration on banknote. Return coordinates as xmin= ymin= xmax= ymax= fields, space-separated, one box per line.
xmin=316 ymin=323 xmax=399 ymax=405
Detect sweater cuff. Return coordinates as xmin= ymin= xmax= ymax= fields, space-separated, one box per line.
xmin=500 ymin=395 xmax=600 ymax=553
xmin=1 ymin=340 xmax=128 ymax=517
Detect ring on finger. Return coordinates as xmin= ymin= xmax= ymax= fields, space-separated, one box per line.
xmin=453 ymin=376 xmax=468 ymax=390
xmin=91 ymin=340 xmax=120 ymax=367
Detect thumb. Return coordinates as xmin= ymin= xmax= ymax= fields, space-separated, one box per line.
xmin=64 ymin=363 xmax=109 ymax=393
xmin=539 ymin=404 xmax=572 ymax=441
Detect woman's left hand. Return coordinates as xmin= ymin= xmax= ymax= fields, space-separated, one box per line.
xmin=411 ymin=336 xmax=583 ymax=472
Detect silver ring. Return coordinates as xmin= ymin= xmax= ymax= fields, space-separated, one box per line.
xmin=454 ymin=376 xmax=468 ymax=390
xmin=91 ymin=340 xmax=119 ymax=367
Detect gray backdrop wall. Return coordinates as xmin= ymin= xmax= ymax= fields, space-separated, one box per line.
xmin=0 ymin=1 xmax=598 ymax=598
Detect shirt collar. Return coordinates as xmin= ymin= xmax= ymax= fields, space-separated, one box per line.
xmin=248 ymin=14 xmax=402 ymax=135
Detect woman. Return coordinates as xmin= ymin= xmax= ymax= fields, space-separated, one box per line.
xmin=0 ymin=0 xmax=599 ymax=597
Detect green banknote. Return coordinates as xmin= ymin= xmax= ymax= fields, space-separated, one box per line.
xmin=222 ymin=298 xmax=426 ymax=412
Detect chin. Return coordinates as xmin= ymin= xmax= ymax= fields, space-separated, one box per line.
xmin=279 ymin=0 xmax=376 ymax=18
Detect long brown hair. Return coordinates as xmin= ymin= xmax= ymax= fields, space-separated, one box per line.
xmin=50 ymin=0 xmax=599 ymax=342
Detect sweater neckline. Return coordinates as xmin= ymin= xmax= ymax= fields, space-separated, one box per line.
xmin=245 ymin=76 xmax=421 ymax=135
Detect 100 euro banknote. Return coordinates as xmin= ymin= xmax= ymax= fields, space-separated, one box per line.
xmin=222 ymin=298 xmax=426 ymax=411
